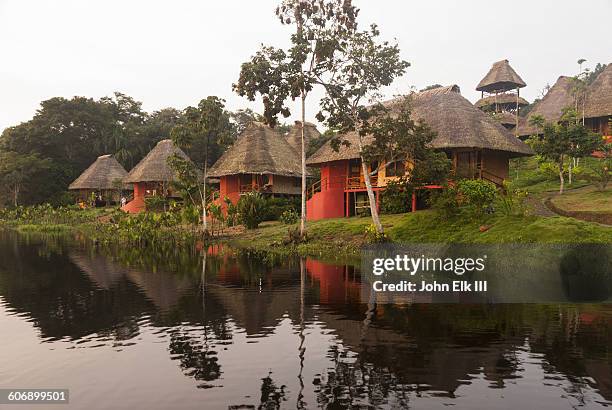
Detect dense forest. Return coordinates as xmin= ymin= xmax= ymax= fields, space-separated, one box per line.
xmin=0 ymin=94 xmax=271 ymax=206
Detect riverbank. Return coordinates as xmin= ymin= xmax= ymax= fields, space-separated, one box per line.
xmin=229 ymin=211 xmax=612 ymax=261
xmin=2 ymin=205 xmax=611 ymax=263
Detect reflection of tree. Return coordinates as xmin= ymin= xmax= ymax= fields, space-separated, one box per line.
xmin=0 ymin=234 xmax=155 ymax=341
xmin=315 ymin=345 xmax=409 ymax=409
xmin=168 ymin=329 xmax=221 ymax=386
xmin=258 ymin=371 xmax=287 ymax=410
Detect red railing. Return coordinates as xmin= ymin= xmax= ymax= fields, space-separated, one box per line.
xmin=308 ymin=175 xmax=383 ymax=198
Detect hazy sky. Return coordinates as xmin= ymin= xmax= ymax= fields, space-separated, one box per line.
xmin=1 ymin=0 xmax=611 ymax=133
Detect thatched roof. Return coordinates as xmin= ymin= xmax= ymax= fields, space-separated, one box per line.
xmin=491 ymin=111 xmax=519 ymax=127
xmin=123 ymin=139 xmax=199 ymax=183
xmin=285 ymin=121 xmax=322 ymax=152
xmin=584 ymin=63 xmax=612 ymax=119
xmin=69 ymin=154 xmax=129 ymax=190
xmin=475 ymin=93 xmax=529 ymax=109
xmin=516 ymin=76 xmax=575 ymax=137
xmin=476 ymin=60 xmax=526 ymax=92
xmin=307 ymin=85 xmax=532 ymax=165
xmin=208 ymin=122 xmax=304 ymax=178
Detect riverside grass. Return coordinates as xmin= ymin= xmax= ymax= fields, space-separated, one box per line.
xmin=229 ymin=211 xmax=612 ymax=261
xmin=1 ymin=205 xmax=610 ymax=262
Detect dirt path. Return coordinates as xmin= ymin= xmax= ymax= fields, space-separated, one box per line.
xmin=526 ymin=194 xmax=556 ymax=217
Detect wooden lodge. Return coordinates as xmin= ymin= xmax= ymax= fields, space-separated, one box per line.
xmin=121 ymin=139 xmax=201 ymax=213
xmin=475 ymin=59 xmax=527 ymax=132
xmin=305 ymin=85 xmax=533 ymax=221
xmin=518 ymin=64 xmax=612 ymax=138
xmin=68 ymin=154 xmax=130 ymax=206
xmin=208 ymin=121 xmax=315 ymax=211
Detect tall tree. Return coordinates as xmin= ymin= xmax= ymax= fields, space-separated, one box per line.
xmin=0 ymin=152 xmax=51 ymax=206
xmin=317 ymin=24 xmax=410 ymax=234
xmin=530 ymin=111 xmax=600 ymax=194
xmin=362 ymin=98 xmax=450 ymax=188
xmin=234 ymin=0 xmax=358 ymax=238
xmin=170 ymin=96 xmax=235 ymax=233
xmin=0 ymin=93 xmax=185 ymax=205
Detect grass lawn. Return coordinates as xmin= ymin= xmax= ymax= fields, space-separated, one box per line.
xmin=229 ymin=211 xmax=612 ymax=261
xmin=550 ymin=187 xmax=612 ymax=213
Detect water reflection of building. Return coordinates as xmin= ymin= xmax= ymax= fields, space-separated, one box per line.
xmin=305 ymin=259 xmax=361 ymax=305
xmin=70 ymin=252 xmax=192 ymax=311
xmin=2 ymin=234 xmax=612 ymax=405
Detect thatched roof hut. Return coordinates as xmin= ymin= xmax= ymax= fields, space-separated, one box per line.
xmin=307 ymin=85 xmax=532 ymax=165
xmin=69 ymin=154 xmax=128 ymax=190
xmin=123 ymin=139 xmax=199 ymax=183
xmin=516 ymin=76 xmax=575 ymax=137
xmin=208 ymin=122 xmax=304 ymax=178
xmin=493 ymin=111 xmax=520 ymax=127
xmin=584 ymin=64 xmax=612 ymax=119
xmin=285 ymin=121 xmax=322 ymax=152
xmin=476 ymin=60 xmax=526 ymax=93
xmin=475 ymin=93 xmax=529 ymax=109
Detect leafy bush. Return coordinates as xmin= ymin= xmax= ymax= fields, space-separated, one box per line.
xmin=429 ymin=186 xmax=460 ymax=218
xmin=380 ymin=179 xmax=411 ymax=214
xmin=430 ymin=180 xmax=498 ymax=219
xmin=496 ymin=183 xmax=528 ymax=216
xmin=181 ymin=205 xmax=201 ymax=225
xmin=224 ymin=197 xmax=239 ymax=227
xmin=539 ymin=161 xmax=561 ymax=179
xmin=364 ymin=223 xmax=388 ymax=243
xmin=279 ymin=209 xmax=299 ymax=225
xmin=584 ymin=161 xmax=611 ymax=191
xmin=0 ymin=204 xmax=101 ymax=226
xmin=260 ymin=196 xmax=300 ymax=221
xmin=145 ymin=196 xmax=169 ymax=212
xmin=456 ymin=179 xmax=498 ymax=217
xmin=237 ymin=192 xmax=266 ymax=229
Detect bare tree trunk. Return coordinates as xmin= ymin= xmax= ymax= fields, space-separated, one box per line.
xmin=559 ymin=159 xmax=565 ymax=194
xmin=14 ymin=185 xmax=19 ymax=207
xmin=355 ymin=121 xmax=383 ymax=234
xmin=202 ymin=135 xmax=210 ymax=234
xmin=300 ymin=93 xmax=307 ymax=238
xmin=568 ymin=159 xmax=573 ymax=185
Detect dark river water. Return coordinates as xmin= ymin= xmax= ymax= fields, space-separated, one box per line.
xmin=1 ymin=231 xmax=611 ymax=409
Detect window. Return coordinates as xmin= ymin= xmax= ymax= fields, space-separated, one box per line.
xmin=386 ymin=161 xmax=406 ymax=177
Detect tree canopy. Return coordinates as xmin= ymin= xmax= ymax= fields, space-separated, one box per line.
xmin=0 ymin=93 xmax=254 ymax=206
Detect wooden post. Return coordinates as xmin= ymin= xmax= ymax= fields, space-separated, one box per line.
xmin=411 ymin=191 xmax=417 ymax=212
xmin=515 ymin=87 xmax=520 ymax=136
xmin=345 ymin=191 xmax=349 ymax=218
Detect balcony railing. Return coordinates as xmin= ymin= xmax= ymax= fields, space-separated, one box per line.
xmin=346 ymin=176 xmax=379 ymax=190
xmin=308 ymin=175 xmax=382 ymax=198
xmin=239 ymin=183 xmax=273 ymax=194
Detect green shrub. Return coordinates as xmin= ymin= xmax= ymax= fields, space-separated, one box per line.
xmin=224 ymin=197 xmax=239 ymax=226
xmin=457 ymin=179 xmax=498 ymax=217
xmin=584 ymin=160 xmax=611 ymax=191
xmin=279 ymin=209 xmax=299 ymax=225
xmin=237 ymin=192 xmax=266 ymax=229
xmin=364 ymin=223 xmax=388 ymax=243
xmin=429 ymin=186 xmax=460 ymax=218
xmin=496 ymin=183 xmax=528 ymax=216
xmin=380 ymin=179 xmax=411 ymax=214
xmin=145 ymin=196 xmax=169 ymax=212
xmin=260 ymin=196 xmax=300 ymax=221
xmin=539 ymin=161 xmax=561 ymax=179
xmin=181 ymin=205 xmax=201 ymax=225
